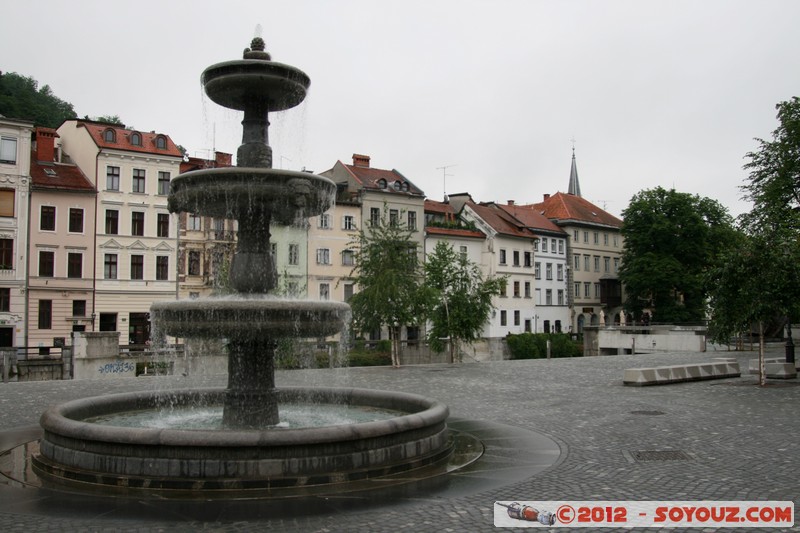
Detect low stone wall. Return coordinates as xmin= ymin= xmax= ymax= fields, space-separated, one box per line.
xmin=623 ymin=360 xmax=740 ymax=386
xmin=584 ymin=325 xmax=707 ymax=356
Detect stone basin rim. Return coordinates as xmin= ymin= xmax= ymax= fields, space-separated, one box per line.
xmin=39 ymin=387 xmax=450 ymax=447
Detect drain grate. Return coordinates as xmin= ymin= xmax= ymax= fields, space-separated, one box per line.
xmin=629 ymin=450 xmax=693 ymax=462
xmin=630 ymin=410 xmax=666 ymax=416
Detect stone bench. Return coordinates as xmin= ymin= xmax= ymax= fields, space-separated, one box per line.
xmin=748 ymin=358 xmax=798 ymax=378
xmin=623 ymin=361 xmax=740 ymax=386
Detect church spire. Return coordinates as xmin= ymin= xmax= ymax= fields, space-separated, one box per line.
xmin=568 ymin=144 xmax=582 ymax=197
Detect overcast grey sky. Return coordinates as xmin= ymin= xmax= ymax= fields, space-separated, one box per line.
xmin=3 ymin=0 xmax=798 ymax=218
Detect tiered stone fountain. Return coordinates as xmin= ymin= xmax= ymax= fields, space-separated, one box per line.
xmin=33 ymin=37 xmax=452 ymax=497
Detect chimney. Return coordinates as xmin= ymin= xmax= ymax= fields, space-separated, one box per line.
xmin=215 ymin=151 xmax=232 ymax=167
xmin=543 ymin=193 xmax=550 ymax=200
xmin=35 ymin=127 xmax=58 ymax=163
xmin=352 ymin=153 xmax=370 ymax=168
xmin=507 ymin=200 xmax=515 ymax=206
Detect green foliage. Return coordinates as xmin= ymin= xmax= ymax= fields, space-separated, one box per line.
xmin=506 ymin=333 xmax=583 ymax=359
xmin=347 ymin=350 xmax=392 ymax=367
xmin=92 ymin=115 xmax=124 ymax=125
xmin=619 ymin=187 xmax=737 ymax=323
xmin=347 ymin=205 xmax=432 ymax=363
xmin=0 ymin=72 xmax=76 ymax=127
xmin=424 ymin=241 xmax=505 ymax=362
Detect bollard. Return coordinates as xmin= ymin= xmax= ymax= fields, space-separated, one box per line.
xmin=786 ymin=335 xmax=795 ymax=365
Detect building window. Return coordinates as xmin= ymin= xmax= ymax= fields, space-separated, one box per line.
xmin=0 ymin=137 xmax=18 ymax=163
xmin=318 ymin=213 xmax=331 ymax=229
xmin=106 ymin=166 xmax=120 ymax=191
xmin=613 ymin=235 xmax=619 ymax=247
xmin=557 ymin=289 xmax=564 ymax=306
xmin=533 ymin=240 xmax=539 ymax=252
xmin=343 ymin=215 xmax=356 ymax=230
xmin=546 ymin=289 xmax=553 ymax=306
xmin=99 ymin=313 xmax=116 ymax=331
xmin=558 ymin=240 xmax=564 ymax=254
xmin=524 ymin=281 xmax=531 ymax=298
xmin=0 ymin=189 xmax=14 ymax=217
xmin=546 ymin=263 xmax=553 ymax=280
xmin=67 ymin=252 xmax=82 ymax=278
xmin=575 ymin=282 xmax=581 ymax=299
xmin=38 ymin=300 xmax=52 ymax=330
xmin=103 ymin=129 xmax=116 ymax=143
xmin=499 ymin=249 xmax=507 ymax=265
xmin=131 ymin=212 xmax=144 ymax=236
xmin=157 ymin=213 xmax=169 ymax=237
xmin=68 ymin=208 xmax=84 ymax=233
xmin=104 ymin=254 xmax=118 ymax=279
xmin=604 ymin=256 xmax=611 ymax=273
xmin=286 ymin=282 xmax=299 ymax=297
xmin=584 ymin=255 xmax=590 ymax=271
xmin=407 ymin=211 xmax=417 ymax=230
xmin=39 ymin=250 xmax=55 ymax=277
xmin=319 ymin=283 xmax=330 ymax=301
xmin=132 ymin=169 xmax=146 ymax=193
xmin=72 ymin=300 xmax=86 ymax=317
xmin=541 ymin=239 xmax=548 ymax=253
xmin=188 ymin=251 xmax=200 ymax=276
xmin=288 ymin=244 xmax=299 ymax=266
xmin=514 ymin=310 xmax=520 ymax=326
xmin=513 ymin=250 xmax=520 ymax=267
xmin=524 ymin=251 xmax=532 ymax=267
xmin=105 ymin=209 xmax=119 ymax=234
xmin=213 ymin=219 xmax=225 ymax=240
xmin=513 ymin=281 xmax=520 ymax=298
xmin=594 ymin=255 xmax=600 ymax=272
xmin=573 ymin=229 xmax=579 ymax=241
xmin=40 ymin=205 xmax=56 ymax=231
xmin=156 ymin=256 xmax=169 ymax=280
xmin=0 ymin=239 xmax=12 ymax=269
xmin=500 ymin=310 xmax=507 ymax=326
xmin=534 ymin=262 xmax=541 ymax=279
xmin=342 ymin=249 xmax=355 ymax=266
xmin=131 ymin=132 xmax=142 ymax=146
xmin=460 ymin=245 xmax=468 ymax=261
xmin=316 ymin=248 xmax=331 ymax=265
xmin=557 ymin=263 xmax=564 ymax=281
xmin=595 ymin=283 xmax=601 ymax=299
xmin=594 ymin=232 xmax=599 ymax=245
xmin=370 ymin=207 xmax=380 ymax=226
xmin=604 ymin=233 xmax=609 ymax=246
xmin=574 ymin=254 xmax=580 ymax=270
xmin=584 ymin=231 xmax=589 ymax=243
xmin=551 ymin=238 xmax=557 ymax=252
xmin=158 ymin=171 xmax=170 ymax=195
xmin=0 ymin=288 xmax=8 ymax=311
xmin=130 ymin=255 xmax=144 ymax=280
xmin=156 ymin=136 xmax=167 ymax=150
xmin=344 ymin=283 xmax=354 ymax=302
xmin=188 ymin=213 xmax=202 ymax=231
xmin=614 ymin=257 xmax=620 ymax=272
xmin=584 ymin=282 xmax=591 ymax=298
xmin=389 ymin=209 xmax=399 ymax=227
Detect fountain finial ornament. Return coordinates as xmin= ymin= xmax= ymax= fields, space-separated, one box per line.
xmin=243 ymin=36 xmax=271 ymax=60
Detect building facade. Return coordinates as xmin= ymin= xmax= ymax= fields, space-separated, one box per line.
xmin=57 ymin=120 xmax=183 ymax=344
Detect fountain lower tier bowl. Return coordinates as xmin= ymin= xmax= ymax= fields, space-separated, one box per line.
xmin=167 ymin=168 xmax=337 ymax=224
xmin=202 ymin=59 xmax=310 ymax=112
xmin=34 ymin=387 xmax=451 ymax=497
xmin=150 ymin=298 xmax=350 ymax=340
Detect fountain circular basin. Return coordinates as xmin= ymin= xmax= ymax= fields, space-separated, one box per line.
xmin=150 ymin=298 xmax=350 ymax=339
xmin=202 ymin=59 xmax=310 ymax=112
xmin=34 ymin=387 xmax=452 ymax=496
xmin=168 ymin=168 xmax=337 ymax=224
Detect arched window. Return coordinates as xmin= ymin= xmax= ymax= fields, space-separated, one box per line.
xmin=103 ymin=128 xmax=116 ymax=143
xmin=155 ymin=135 xmax=167 ymax=150
xmin=130 ymin=132 xmax=142 ymax=146
xmin=393 ymin=181 xmax=402 ymax=191
xmin=401 ymin=182 xmax=409 ymax=192
xmin=377 ymin=178 xmax=387 ymax=189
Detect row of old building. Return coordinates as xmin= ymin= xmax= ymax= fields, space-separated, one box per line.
xmin=0 ymin=114 xmax=624 ymax=354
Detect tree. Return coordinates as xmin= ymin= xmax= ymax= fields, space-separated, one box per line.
xmin=347 ymin=207 xmax=431 ymax=367
xmin=619 ymin=187 xmax=737 ymax=323
xmin=0 ymin=71 xmax=76 ymax=127
xmin=424 ymin=241 xmax=505 ymax=363
xmin=92 ymin=115 xmax=124 ymax=126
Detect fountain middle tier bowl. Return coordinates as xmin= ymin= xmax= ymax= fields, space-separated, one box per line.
xmin=34 ymin=387 xmax=452 ymax=497
xmin=150 ymin=298 xmax=350 ymax=340
xmin=202 ymin=59 xmax=310 ymax=112
xmin=168 ymin=168 xmax=337 ymax=224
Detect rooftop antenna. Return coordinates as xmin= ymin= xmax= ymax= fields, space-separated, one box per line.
xmin=436 ymin=164 xmax=456 ymax=201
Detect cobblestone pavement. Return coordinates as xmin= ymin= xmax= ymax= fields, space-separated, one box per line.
xmin=1 ymin=346 xmax=798 ymax=532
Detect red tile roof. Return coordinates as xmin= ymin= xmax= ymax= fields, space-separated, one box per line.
xmin=75 ymin=120 xmax=183 ymax=157
xmin=424 ymin=199 xmax=455 ymax=215
xmin=426 ymin=226 xmax=485 ymax=239
xmin=526 ymin=192 xmax=622 ymax=228
xmin=340 ymin=162 xmax=425 ymax=196
xmin=498 ymin=203 xmax=566 ymax=235
xmin=30 ymin=157 xmax=95 ymax=192
xmin=467 ymin=201 xmax=537 ymax=240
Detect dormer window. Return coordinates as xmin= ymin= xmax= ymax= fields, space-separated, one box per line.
xmin=155 ymin=135 xmax=167 ymax=150
xmin=130 ymin=132 xmax=142 ymax=146
xmin=103 ymin=128 xmax=116 ymax=143
xmin=43 ymin=168 xmax=57 ymax=177
xmin=401 ymin=182 xmax=409 ymax=192
xmin=393 ymin=181 xmax=401 ymax=191
xmin=377 ymin=178 xmax=387 ymax=189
